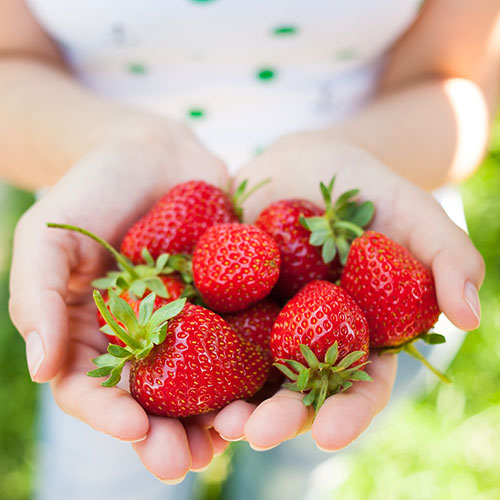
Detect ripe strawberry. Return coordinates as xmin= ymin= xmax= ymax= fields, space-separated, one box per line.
xmin=271 ymin=280 xmax=371 ymax=412
xmin=256 ymin=177 xmax=374 ymax=299
xmin=340 ymin=231 xmax=441 ymax=348
xmin=340 ymin=231 xmax=449 ymax=382
xmin=192 ymin=224 xmax=281 ymax=313
xmin=90 ymin=291 xmax=270 ymax=417
xmin=121 ymin=180 xmax=238 ymax=264
xmin=223 ymin=299 xmax=281 ymax=354
xmin=256 ymin=199 xmax=337 ymax=298
xmin=224 ymin=299 xmax=285 ymax=402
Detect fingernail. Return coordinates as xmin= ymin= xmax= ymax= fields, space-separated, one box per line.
xmin=315 ymin=442 xmax=337 ymax=453
xmin=249 ymin=442 xmax=277 ymax=452
xmin=191 ymin=464 xmax=211 ymax=472
xmin=122 ymin=434 xmax=148 ymax=443
xmin=26 ymin=331 xmax=45 ymax=381
xmin=219 ymin=434 xmax=244 ymax=442
xmin=464 ymin=281 xmax=481 ymax=327
xmin=159 ymin=475 xmax=186 ymax=485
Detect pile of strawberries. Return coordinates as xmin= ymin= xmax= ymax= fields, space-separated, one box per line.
xmin=48 ymin=177 xmax=448 ymax=418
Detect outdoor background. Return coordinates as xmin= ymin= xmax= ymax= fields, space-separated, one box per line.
xmin=0 ymin=121 xmax=499 ymax=500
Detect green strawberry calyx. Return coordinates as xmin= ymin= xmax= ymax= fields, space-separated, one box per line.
xmin=46 ymin=222 xmax=193 ymax=300
xmin=274 ymin=342 xmax=372 ymax=413
xmin=379 ymin=332 xmax=451 ymax=384
xmin=299 ymin=176 xmax=374 ymax=265
xmin=87 ymin=289 xmax=186 ymax=387
xmin=232 ymin=177 xmax=272 ymax=222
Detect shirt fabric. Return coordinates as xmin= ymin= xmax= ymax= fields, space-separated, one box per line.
xmin=27 ymin=0 xmax=423 ymax=172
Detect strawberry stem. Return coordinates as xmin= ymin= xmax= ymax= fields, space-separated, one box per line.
xmin=232 ymin=178 xmax=272 ymax=221
xmin=47 ymin=223 xmax=139 ymax=279
xmin=402 ymin=343 xmax=451 ymax=384
xmin=93 ymin=290 xmax=143 ymax=350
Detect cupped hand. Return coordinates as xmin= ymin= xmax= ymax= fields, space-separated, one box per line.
xmin=214 ymin=131 xmax=484 ymax=451
xmin=8 ymin=121 xmax=230 ymax=481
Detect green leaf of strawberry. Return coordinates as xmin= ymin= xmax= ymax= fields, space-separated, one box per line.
xmin=300 ymin=176 xmax=374 ymax=265
xmin=46 ymin=222 xmax=196 ymax=302
xmin=232 ymin=177 xmax=272 ymax=221
xmin=89 ymin=289 xmax=187 ymax=387
xmin=275 ymin=343 xmax=372 ymax=413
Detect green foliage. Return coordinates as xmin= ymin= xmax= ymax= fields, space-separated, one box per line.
xmin=0 ymin=185 xmax=36 ymax=500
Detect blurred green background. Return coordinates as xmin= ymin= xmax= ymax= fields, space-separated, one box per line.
xmin=0 ymin=123 xmax=499 ymax=500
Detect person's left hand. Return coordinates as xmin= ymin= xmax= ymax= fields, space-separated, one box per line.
xmin=213 ymin=130 xmax=484 ymax=451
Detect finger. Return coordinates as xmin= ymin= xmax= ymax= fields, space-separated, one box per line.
xmin=243 ymin=390 xmax=313 ymax=450
xmin=50 ymin=341 xmax=149 ymax=442
xmin=209 ymin=428 xmax=230 ymax=456
xmin=189 ymin=411 xmax=218 ymax=429
xmin=185 ymin=424 xmax=214 ymax=471
xmin=9 ymin=213 xmax=75 ymax=382
xmin=397 ymin=189 xmax=485 ymax=331
xmin=312 ymin=353 xmax=397 ymax=451
xmin=213 ymin=400 xmax=256 ymax=441
xmin=133 ymin=416 xmax=191 ymax=483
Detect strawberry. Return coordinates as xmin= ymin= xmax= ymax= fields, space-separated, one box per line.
xmin=121 ymin=180 xmax=238 ymax=264
xmin=90 ymin=291 xmax=270 ymax=417
xmin=224 ymin=299 xmax=285 ymax=402
xmin=256 ymin=199 xmax=336 ymax=298
xmin=340 ymin=231 xmax=449 ymax=382
xmin=192 ymin=224 xmax=281 ymax=313
xmin=255 ymin=177 xmax=374 ymax=299
xmin=223 ymin=299 xmax=281 ymax=354
xmin=340 ymin=231 xmax=441 ymax=347
xmin=271 ymin=280 xmax=371 ymax=412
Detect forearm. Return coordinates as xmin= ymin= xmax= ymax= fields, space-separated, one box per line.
xmin=328 ymin=77 xmax=492 ymax=190
xmin=0 ymin=58 xmax=175 ymax=190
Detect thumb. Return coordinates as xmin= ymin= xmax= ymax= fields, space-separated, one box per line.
xmin=9 ymin=210 xmax=73 ymax=382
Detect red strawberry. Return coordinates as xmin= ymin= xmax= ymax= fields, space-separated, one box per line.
xmin=121 ymin=180 xmax=238 ymax=263
xmin=192 ymin=224 xmax=281 ymax=313
xmin=340 ymin=231 xmax=441 ymax=348
xmin=223 ymin=299 xmax=281 ymax=354
xmin=271 ymin=280 xmax=371 ymax=411
xmin=90 ymin=291 xmax=270 ymax=417
xmin=256 ymin=199 xmax=338 ymax=298
xmin=224 ymin=299 xmax=285 ymax=402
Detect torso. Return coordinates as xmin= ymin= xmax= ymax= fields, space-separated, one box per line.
xmin=27 ymin=0 xmax=423 ymax=171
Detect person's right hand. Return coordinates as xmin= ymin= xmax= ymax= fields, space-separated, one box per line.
xmin=8 ymin=116 xmax=230 ymax=482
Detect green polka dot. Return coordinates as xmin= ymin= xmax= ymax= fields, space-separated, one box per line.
xmin=257 ymin=68 xmax=276 ymax=81
xmin=188 ymin=108 xmax=205 ymax=119
xmin=335 ymin=48 xmax=358 ymax=61
xmin=127 ymin=62 xmax=148 ymax=75
xmin=272 ymin=25 xmax=298 ymax=36
xmin=254 ymin=146 xmax=265 ymax=156
xmin=190 ymin=0 xmax=215 ymax=3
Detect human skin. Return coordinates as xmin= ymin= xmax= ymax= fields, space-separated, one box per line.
xmin=3 ymin=0 xmax=497 ymax=482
